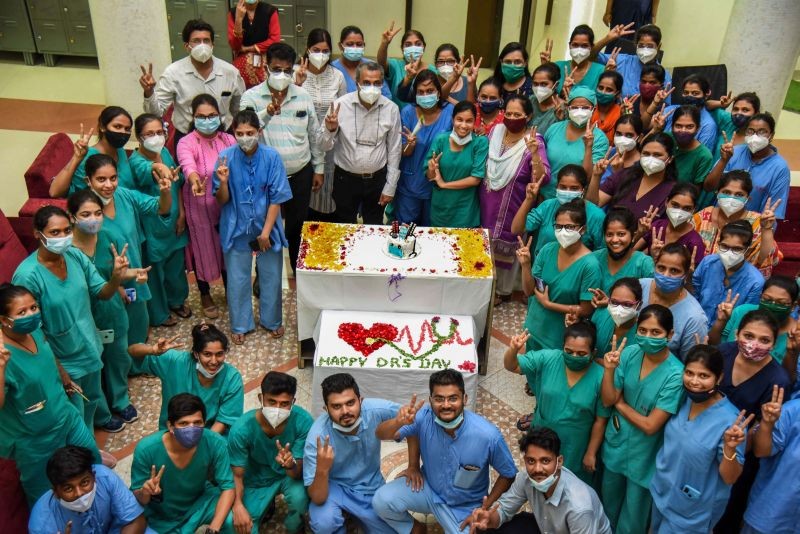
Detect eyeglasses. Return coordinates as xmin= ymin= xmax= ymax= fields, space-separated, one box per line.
xmin=718 ymin=244 xmax=746 ymax=254
xmin=269 ymin=67 xmax=294 ymax=76
xmin=431 ymin=395 xmax=462 ymax=405
xmin=140 ymin=130 xmax=166 ymax=139
xmin=554 ymin=223 xmax=581 ymax=231
xmin=435 ymin=59 xmax=457 ymax=67
xmin=569 ymin=105 xmax=592 ymax=111
xmin=609 ymin=298 xmax=639 ymax=308
xmin=745 ymin=128 xmax=770 ymax=137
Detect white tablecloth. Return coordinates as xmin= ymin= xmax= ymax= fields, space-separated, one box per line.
xmin=296 ymin=223 xmax=494 ymax=342
xmin=310 ymin=310 xmax=479 ymax=416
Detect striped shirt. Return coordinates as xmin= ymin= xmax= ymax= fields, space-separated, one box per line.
xmin=240 ymin=82 xmax=324 ymax=175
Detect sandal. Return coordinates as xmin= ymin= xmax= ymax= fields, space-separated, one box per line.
xmin=516 ymin=413 xmax=533 ymax=432
xmin=202 ymin=305 xmax=219 ymax=319
xmin=265 ymin=326 xmax=285 ymax=339
xmin=170 ymin=305 xmax=192 ymax=319
xmin=161 ymin=315 xmax=178 ymax=327
xmin=231 ymin=333 xmax=246 ymax=345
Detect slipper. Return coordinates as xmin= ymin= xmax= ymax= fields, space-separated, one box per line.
xmin=516 ymin=413 xmax=533 ymax=432
xmin=265 ymin=326 xmax=285 ymax=339
xmin=202 ymin=305 xmax=219 ymax=319
xmin=161 ymin=315 xmax=178 ymax=327
xmin=231 ymin=333 xmax=246 ymax=345
xmin=170 ymin=305 xmax=192 ymax=319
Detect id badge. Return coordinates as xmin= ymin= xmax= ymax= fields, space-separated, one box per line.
xmin=98 ymin=329 xmax=115 ymax=344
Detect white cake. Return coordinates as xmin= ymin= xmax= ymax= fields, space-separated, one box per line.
xmin=387 ymin=224 xmax=417 ymax=259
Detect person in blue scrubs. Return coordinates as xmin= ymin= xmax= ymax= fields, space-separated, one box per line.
xmin=28 ymin=446 xmax=149 ymax=534
xmin=645 ymin=75 xmax=718 ymax=152
xmin=649 ymin=345 xmax=750 ymax=533
xmin=303 ymin=373 xmax=399 ymax=534
xmin=332 ymin=26 xmax=392 ymax=98
xmin=373 ymin=369 xmax=517 ymax=533
xmin=693 ymin=221 xmax=765 ymax=326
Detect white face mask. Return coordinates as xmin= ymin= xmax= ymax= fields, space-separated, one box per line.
xmin=614 ymin=135 xmax=637 ymax=154
xmin=237 ymin=134 xmax=259 ymax=152
xmin=450 ymin=131 xmax=473 ymax=146
xmin=331 ymin=415 xmax=362 ymax=433
xmin=438 ymin=65 xmax=455 ymax=81
xmin=533 ymin=85 xmax=553 ymax=103
xmin=569 ymin=47 xmax=591 ymax=64
xmin=262 ymin=406 xmax=291 ymax=428
xmin=608 ymin=304 xmax=638 ymax=326
xmin=60 ymin=485 xmax=96 ymax=513
xmin=719 ymin=249 xmax=745 ymax=269
xmin=268 ymin=71 xmax=292 ymax=92
xmin=528 ymin=458 xmax=560 ymax=493
xmin=640 ymin=155 xmax=666 ymax=175
xmin=717 ymin=195 xmax=747 ymax=217
xmin=745 ymin=134 xmax=769 ymax=154
xmin=308 ymin=51 xmax=330 ymax=70
xmin=196 ymin=361 xmax=222 ymax=379
xmin=142 ymin=134 xmax=166 ymax=154
xmin=636 ymin=46 xmax=658 ymax=64
xmin=568 ymin=108 xmax=592 ymax=127
xmin=358 ymin=85 xmax=381 ymax=105
xmin=555 ymin=227 xmax=582 ymax=248
xmin=190 ymin=43 xmax=213 ymax=63
xmin=666 ymin=207 xmax=692 ymax=227
xmin=92 ymin=189 xmax=113 ymax=205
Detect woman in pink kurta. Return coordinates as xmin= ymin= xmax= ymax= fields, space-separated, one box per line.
xmin=176 ymin=94 xmax=236 ymax=318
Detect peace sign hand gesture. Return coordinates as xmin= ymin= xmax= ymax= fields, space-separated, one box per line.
xmin=607 ymin=22 xmax=635 ymax=41
xmin=405 ymin=57 xmax=423 ymax=79
xmin=760 ymin=197 xmax=781 ymax=229
xmin=267 ymin=91 xmax=284 ymax=116
xmin=142 ymin=464 xmax=166 ymax=498
xmin=275 ymin=440 xmax=296 ymax=469
xmin=151 ymin=334 xmax=183 ymax=355
xmin=716 ymin=289 xmax=740 ymax=322
xmin=191 ymin=176 xmax=209 ymax=197
xmin=723 ymin=409 xmax=755 ymax=451
xmin=216 ymin=156 xmax=229 ymax=183
xmin=453 ymin=56 xmax=470 ymax=79
xmin=525 ymin=174 xmax=544 ymax=202
xmin=467 ymin=55 xmax=483 ymax=84
xmin=582 ymin=120 xmax=596 ymax=148
xmin=0 ymin=331 xmax=10 ymax=370
xmin=396 ymin=393 xmax=425 ymax=426
xmin=609 ymin=151 xmax=624 ymax=172
xmin=427 ymin=151 xmax=442 ymax=178
xmin=589 ymin=287 xmax=609 ymax=309
xmin=539 ymin=38 xmax=553 ymax=64
xmin=606 ymin=47 xmax=622 ymax=71
xmin=73 ymin=123 xmax=94 ymax=160
xmin=524 ymin=126 xmax=540 ymax=154
xmin=621 ymin=94 xmax=640 ymax=115
xmin=325 ymin=102 xmax=340 ymax=132
xmin=509 ymin=329 xmax=530 ymax=353
xmin=650 ymin=225 xmax=666 ymax=258
xmin=381 ymin=20 xmax=402 ymax=45
xmin=719 ymin=90 xmax=734 ymax=109
xmin=516 ymin=235 xmax=533 ymax=267
xmin=637 ymin=205 xmax=658 ymax=237
xmin=593 ymin=147 xmax=613 ymax=177
xmin=460 ymin=496 xmax=501 ymax=533
xmin=110 ymin=243 xmax=130 ymax=280
xmin=761 ymin=385 xmax=784 ymax=425
xmin=653 ymin=84 xmax=675 ymax=107
xmin=720 ymin=131 xmax=735 ymax=161
xmin=604 ymin=335 xmax=627 ymax=369
xmin=651 ymin=104 xmax=674 ymax=132
xmin=139 ymin=63 xmax=156 ymax=97
xmin=562 ymin=66 xmax=575 ymax=98
xmin=402 ymin=126 xmax=417 ymax=149
xmin=295 ymin=57 xmax=309 ymax=86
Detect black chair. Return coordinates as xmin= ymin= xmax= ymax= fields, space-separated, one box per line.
xmin=670 ymin=65 xmax=729 ymax=105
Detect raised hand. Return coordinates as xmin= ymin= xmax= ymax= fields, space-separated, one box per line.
xmin=324 ymin=102 xmax=340 ymax=132
xmin=609 ymin=151 xmax=624 ymax=172
xmin=650 ymin=103 xmax=673 ymax=132
xmin=525 ymin=174 xmax=544 ymax=202
xmin=139 ymin=63 xmax=156 ymax=97
xmin=689 ymin=245 xmax=698 ymax=274
xmin=562 ymin=65 xmax=575 ymax=98
xmin=427 ymin=151 xmax=442 ymax=178
xmin=650 ymin=225 xmax=665 ymax=258
xmin=170 ymin=165 xmax=181 ymax=182
xmin=73 ymin=123 xmax=93 ymax=160
xmin=761 ymin=385 xmax=784 ymax=425
xmin=467 ymin=55 xmax=483 ymax=84
xmin=716 ymin=289 xmax=740 ymax=322
xmin=453 ymin=56 xmax=470 ymax=79
xmin=719 ymin=90 xmax=734 ymax=109
xmin=621 ymin=93 xmax=640 ymax=115
xmin=152 ymin=334 xmax=183 ymax=355
xmin=267 ymin=91 xmax=284 ymax=116
xmin=637 ymin=205 xmax=658 ymax=236
xmin=316 ymin=435 xmax=335 ymax=473
xmin=401 ymin=126 xmax=417 ymax=150
xmin=593 ymin=147 xmax=613 ymax=177
xmin=404 ymin=57 xmax=423 ymax=78
xmin=110 ymin=243 xmax=130 ymax=279
xmin=295 ymin=57 xmax=308 ymax=85
xmin=564 ymin=310 xmax=579 ymax=327
xmin=216 ymin=156 xmax=229 ymax=183
xmin=539 ymin=38 xmax=553 ymax=64
xmin=653 ymin=83 xmax=675 ymax=107
xmin=694 ymin=333 xmax=710 ymax=346
xmin=607 ymin=22 xmax=635 ymax=41
xmin=524 ymin=126 xmax=540 ymax=154
xmin=723 ymin=409 xmax=755 ymax=451
xmin=604 ymin=335 xmax=627 ymax=368
xmin=515 ymin=235 xmax=533 ymax=267
xmin=606 ymin=47 xmax=622 ymax=71
xmin=582 ymin=120 xmax=596 ymax=148
xmin=191 ymin=176 xmax=208 ymax=197
xmin=396 ymin=393 xmax=425 ymax=426
xmin=760 ymin=197 xmax=781 ymax=229
xmin=142 ymin=464 xmax=166 ymax=498
xmin=381 ymin=20 xmax=402 ymax=45
xmin=275 ymin=440 xmax=296 ymax=468
xmin=509 ymin=328 xmax=530 ymax=353
xmin=720 ymin=131 xmax=735 ymax=161
xmin=235 ymin=0 xmax=247 ymax=21
xmin=589 ymin=287 xmax=609 ymax=309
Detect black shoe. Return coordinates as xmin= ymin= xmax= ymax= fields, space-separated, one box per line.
xmin=100 ymin=415 xmax=126 ymax=433
xmin=117 ymin=404 xmax=139 ymax=424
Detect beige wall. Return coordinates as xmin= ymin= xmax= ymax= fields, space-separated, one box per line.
xmin=327 ymin=0 xmax=406 ymax=57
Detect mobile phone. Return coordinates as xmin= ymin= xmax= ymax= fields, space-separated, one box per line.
xmin=534 ymin=276 xmax=547 ymax=293
xmin=98 ymin=329 xmax=115 ymax=344
xmin=252 ymin=54 xmax=261 ymax=67
xmin=681 ymin=485 xmax=701 ymax=499
xmin=249 ymin=239 xmax=261 ymax=252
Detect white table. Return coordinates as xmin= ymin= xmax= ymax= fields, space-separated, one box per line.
xmin=310 ymin=310 xmax=479 ymax=416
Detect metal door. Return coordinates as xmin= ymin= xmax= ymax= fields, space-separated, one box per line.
xmin=0 ymin=17 xmax=36 ymax=52
xmin=196 ymin=0 xmax=232 ymax=60
xmin=31 ymin=18 xmax=67 ymax=52
xmin=166 ymin=0 xmax=197 ymax=61
xmin=272 ymin=3 xmax=295 ymax=49
xmin=62 ymin=0 xmax=91 ymax=21
xmin=67 ymin=21 xmax=94 ymax=55
xmin=295 ymin=4 xmax=325 ymax=51
xmin=26 ymin=0 xmax=62 ymax=20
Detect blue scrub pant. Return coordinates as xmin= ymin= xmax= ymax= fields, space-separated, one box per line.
xmin=372 ymin=478 xmax=471 ymax=534
xmin=308 ymin=482 xmax=394 ymax=534
xmin=601 ymin=468 xmax=651 ymax=534
xmin=740 ymin=523 xmax=767 ymax=534
xmin=224 ymin=246 xmax=283 ymax=334
xmin=222 ymin=476 xmax=307 ymax=533
xmin=393 ymin=191 xmax=431 ymax=226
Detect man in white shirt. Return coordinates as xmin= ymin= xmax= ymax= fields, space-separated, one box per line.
xmin=320 ymin=61 xmax=401 ymax=225
xmin=140 ymin=19 xmax=245 ymax=147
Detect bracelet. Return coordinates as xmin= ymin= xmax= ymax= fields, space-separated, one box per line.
xmin=722 ymin=447 xmax=737 ymax=462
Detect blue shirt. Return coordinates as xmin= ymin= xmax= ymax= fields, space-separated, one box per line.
xmin=640 ymin=278 xmax=708 ymax=361
xmin=332 ymin=58 xmax=393 ymax=99
xmin=398 ymin=102 xmax=453 ymax=199
xmin=596 ymin=53 xmax=672 ymax=101
xmin=723 ymin=144 xmax=790 ymax=218
xmin=397 ymin=405 xmax=517 ymax=521
xmin=213 ymin=144 xmax=292 ymax=253
xmin=29 ymin=465 xmax=148 ymax=534
xmin=692 ymin=254 xmax=764 ymax=326
xmin=664 ymin=105 xmax=717 ymax=153
xmin=303 ymin=398 xmax=399 ymax=495
xmin=744 ymin=399 xmax=800 ymax=533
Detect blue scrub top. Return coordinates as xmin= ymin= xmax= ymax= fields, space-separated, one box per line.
xmin=692 ymin=254 xmax=764 ymax=326
xmin=723 ymin=144 xmax=790 ymax=218
xmin=596 ymin=52 xmax=672 ymax=101
xmin=664 ymin=105 xmax=718 ymax=153
xmin=640 ymin=278 xmax=708 ymax=361
xmin=332 ymin=58 xmax=393 ymax=99
xmin=717 ymin=342 xmax=791 ymax=417
xmin=398 ymin=102 xmax=453 ymax=200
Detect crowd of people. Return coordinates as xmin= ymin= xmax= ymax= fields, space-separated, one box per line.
xmin=1 ymin=1 xmax=800 ymax=532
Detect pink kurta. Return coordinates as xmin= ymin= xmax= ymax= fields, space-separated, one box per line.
xmin=176 ymin=130 xmax=236 ymax=283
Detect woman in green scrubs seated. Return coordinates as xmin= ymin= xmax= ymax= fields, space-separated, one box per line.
xmin=129 ymin=323 xmax=244 ymax=434
xmin=504 ymin=320 xmax=609 ymax=485
xmin=600 ymin=303 xmax=685 ymax=534
xmin=0 ymin=284 xmax=100 ymax=505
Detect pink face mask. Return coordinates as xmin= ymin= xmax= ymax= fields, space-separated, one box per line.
xmin=737 ymin=340 xmax=771 ymax=362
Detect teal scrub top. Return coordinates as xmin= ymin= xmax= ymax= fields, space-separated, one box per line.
xmin=131 ymin=429 xmax=234 ymax=530
xmin=722 ymin=303 xmax=788 ymax=364
xmin=427 ymin=133 xmax=488 ymax=228
xmin=602 ymin=344 xmax=684 ymax=487
xmin=518 ymin=349 xmax=609 ymax=482
xmin=70 ymin=147 xmax=134 ymax=194
xmin=228 ymin=407 xmax=314 ymax=487
xmin=591 ymin=306 xmax=638 ymax=357
xmin=141 ymin=349 xmax=244 ymax=430
xmin=525 ymin=198 xmax=606 ymax=255
xmin=709 ymin=108 xmax=736 ymax=161
xmin=386 ymin=57 xmax=411 ymax=110
xmin=554 ymin=60 xmax=606 ymax=94
xmin=80 ymin=230 xmax=129 ymax=335
xmin=128 ymin=149 xmax=188 ymax=263
xmin=12 ymin=249 xmax=104 ymax=378
xmin=542 ymin=120 xmax=609 ymax=200
xmin=525 ymin=242 xmax=602 ymax=350
xmin=592 ymin=249 xmax=655 ymax=294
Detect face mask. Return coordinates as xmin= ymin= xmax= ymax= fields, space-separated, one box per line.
xmin=639 ymin=83 xmax=660 ymax=102
xmin=595 ymin=91 xmax=616 ymax=105
xmin=759 ymin=300 xmax=792 ymax=323
xmin=403 ymin=45 xmax=424 ymax=62
xmin=685 ymin=386 xmax=716 ymax=403
xmin=237 ymin=134 xmax=259 ymax=152
xmin=59 ymin=485 xmax=96 ymax=513
xmin=41 ymin=235 xmax=73 ymax=255
xmin=195 ymin=361 xmax=222 ymax=379
xmin=501 ymin=63 xmax=525 ymax=83
xmin=719 ymin=248 xmax=745 ymax=270
xmin=555 ymin=189 xmax=583 ymax=204
xmin=75 ymin=217 xmax=102 ymax=235
xmin=745 ymin=134 xmax=769 ymax=154
xmin=654 ymin=272 xmax=684 ymax=293
xmin=636 ymin=46 xmax=658 ymax=64
xmin=104 ymin=130 xmax=130 ymax=149
xmin=332 ymin=415 xmax=362 ymax=433
xmin=92 ymin=190 xmax=113 ymax=206
xmin=172 ymin=425 xmax=204 ymax=448
xmin=666 ymin=207 xmax=692 ymax=227
xmin=533 ymin=85 xmax=553 ymax=103
xmin=555 ymin=228 xmax=582 ymax=248
xmin=731 ymin=113 xmax=750 ymax=129
xmin=416 ymin=93 xmax=439 ymax=109
xmin=503 ymin=116 xmax=528 ymax=134
xmin=142 ymin=134 xmax=166 ymax=153
xmin=640 ymin=155 xmax=666 ymax=175
xmin=608 ymin=241 xmax=633 ymax=261
xmin=717 ymin=194 xmax=746 ymax=217
xmin=635 ymin=334 xmax=669 ymax=354
xmin=478 ymin=99 xmax=502 ymax=114
xmin=190 ymin=43 xmax=213 ymax=63
xmin=358 ymin=85 xmax=381 ymax=105
xmin=528 ymin=458 xmax=560 ymax=493
xmin=450 ymin=131 xmax=473 ymax=146
xmin=569 ymin=47 xmax=591 ymax=64
xmin=568 ymin=108 xmax=592 ymax=127
xmin=738 ymin=340 xmax=771 ymax=362
xmin=438 ymin=65 xmax=455 ymax=81
xmin=268 ymin=71 xmax=292 ymax=92
xmin=682 ymin=95 xmax=705 ymax=109
xmin=434 ymin=411 xmax=464 ymax=430
xmin=614 ymin=135 xmax=637 ymax=154
xmin=608 ymin=304 xmax=638 ymax=326
xmin=563 ymin=351 xmax=592 ymax=371
xmin=245 ymin=0 xmax=258 ymax=4
xmin=262 ymin=406 xmax=291 ymax=428
xmin=5 ymin=312 xmax=42 ymax=334
xmin=195 ymin=116 xmax=221 ymax=135
xmin=308 ymin=51 xmax=330 ymax=70
xmin=673 ymin=131 xmax=695 ymax=145
xmin=342 ymin=47 xmax=364 ymax=62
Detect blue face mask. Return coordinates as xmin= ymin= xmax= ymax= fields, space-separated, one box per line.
xmin=434 ymin=411 xmax=464 ymax=429
xmin=653 ymin=272 xmax=684 ymax=293
xmin=41 ymin=235 xmax=73 ymax=255
xmin=403 ymin=45 xmax=424 ymax=62
xmin=342 ymin=47 xmax=364 ymax=62
xmin=635 ymin=334 xmax=669 ymax=354
xmin=682 ymin=95 xmax=705 ymax=108
xmin=6 ymin=312 xmax=42 ymax=334
xmin=555 ymin=189 xmax=583 ymax=204
xmin=75 ymin=217 xmax=102 ymax=235
xmin=416 ymin=93 xmax=439 ymax=109
xmin=172 ymin=425 xmax=203 ymax=448
xmin=195 ymin=116 xmax=221 ymax=135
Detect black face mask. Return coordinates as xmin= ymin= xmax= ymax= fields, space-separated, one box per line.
xmin=608 ymin=242 xmax=633 ymax=260
xmin=685 ymin=386 xmax=716 ymax=403
xmin=682 ymin=96 xmax=705 ymax=109
xmin=104 ymin=130 xmax=131 ymax=149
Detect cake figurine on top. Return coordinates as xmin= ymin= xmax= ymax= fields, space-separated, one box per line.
xmin=387 ymin=220 xmax=418 ymax=259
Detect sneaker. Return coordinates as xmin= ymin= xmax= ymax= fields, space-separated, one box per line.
xmin=100 ymin=415 xmax=126 ymax=433
xmin=117 ymin=404 xmax=139 ymax=424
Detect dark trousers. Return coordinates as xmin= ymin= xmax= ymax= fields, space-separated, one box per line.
xmin=714 ymin=452 xmax=760 ymax=533
xmin=332 ymin=166 xmax=387 ymax=225
xmin=487 ymin=512 xmax=541 ymax=534
xmin=282 ymin=162 xmax=314 ymax=273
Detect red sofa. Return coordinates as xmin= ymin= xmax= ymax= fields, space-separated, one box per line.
xmin=0 ymin=208 xmax=28 ymax=283
xmin=773 ymin=186 xmax=800 ymax=277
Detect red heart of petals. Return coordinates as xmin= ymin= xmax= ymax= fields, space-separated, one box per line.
xmin=338 ymin=322 xmax=399 ymax=357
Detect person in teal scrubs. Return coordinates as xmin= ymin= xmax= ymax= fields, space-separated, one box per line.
xmin=708 ymin=92 xmax=759 ymax=160
xmin=130 ymin=323 xmax=243 ymax=434
xmin=650 ymin=345 xmax=750 ymax=533
xmin=131 ymin=393 xmax=235 ymax=533
xmin=426 ymin=101 xmax=488 ymax=228
xmin=130 ymin=113 xmax=190 ymax=328
xmin=588 ymin=277 xmax=642 ymax=357
xmin=512 ymin=163 xmax=605 ymax=254
xmin=12 ymin=206 xmax=129 ymax=433
xmin=590 ymin=207 xmax=654 ymax=294
xmin=709 ymin=274 xmax=799 ymax=365
xmin=84 ymin=153 xmax=173 ymax=345
xmin=542 ymin=87 xmax=609 ymax=199
xmin=49 ymin=106 xmax=136 ymax=197
xmin=225 ymin=372 xmax=314 ymax=533
xmin=504 ymin=321 xmax=609 ymax=485
xmin=547 ymin=25 xmax=606 ymax=96
xmin=376 ymin=25 xmax=427 ymax=110
xmin=0 ymin=284 xmax=100 ymax=505
xmin=600 ymin=304 xmax=684 ymax=534
xmin=520 ymin=200 xmax=602 ymax=350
